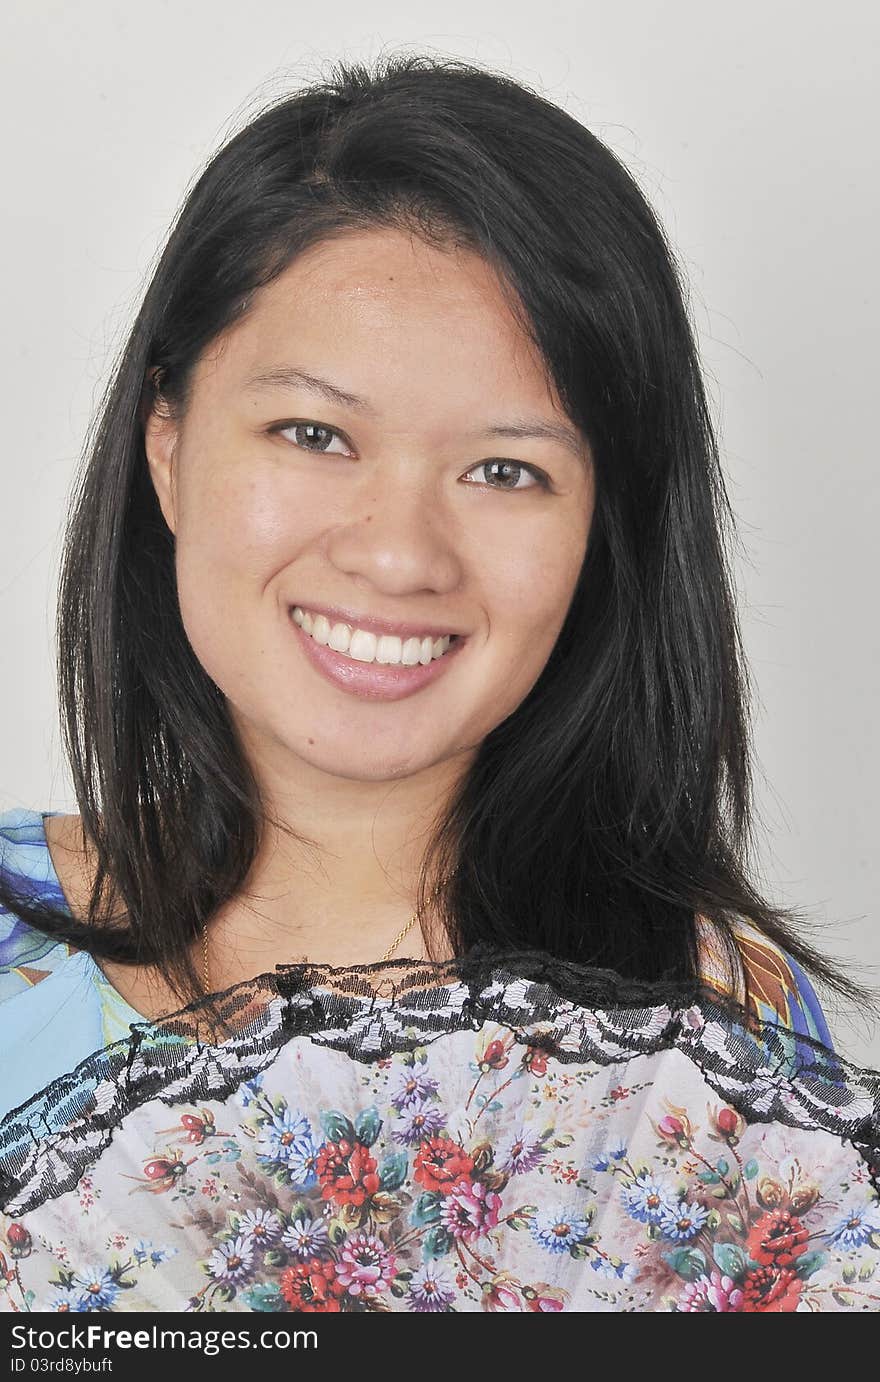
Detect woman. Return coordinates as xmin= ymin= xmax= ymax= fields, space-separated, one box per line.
xmin=0 ymin=55 xmax=877 ymax=1314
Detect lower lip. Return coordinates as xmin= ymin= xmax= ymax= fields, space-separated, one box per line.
xmin=289 ymin=612 xmax=468 ymax=701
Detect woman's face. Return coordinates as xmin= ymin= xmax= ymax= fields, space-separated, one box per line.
xmin=145 ymin=226 xmax=595 ymax=787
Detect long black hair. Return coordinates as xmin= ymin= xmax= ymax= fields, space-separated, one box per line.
xmin=0 ymin=52 xmax=861 ymax=1010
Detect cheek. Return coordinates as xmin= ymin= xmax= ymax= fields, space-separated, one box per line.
xmin=476 ymin=529 xmax=587 ymax=702
xmin=174 ymin=462 xmax=303 ymax=588
xmin=171 ymin=464 xmax=300 ymax=679
xmin=486 ymin=522 xmax=586 ymax=646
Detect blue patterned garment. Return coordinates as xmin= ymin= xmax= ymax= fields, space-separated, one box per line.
xmin=0 ymin=804 xmax=835 ymax=1124
xmin=0 ymin=807 xmax=145 ymax=1120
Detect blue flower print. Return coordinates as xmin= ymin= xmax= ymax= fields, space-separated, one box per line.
xmin=72 ymin=1266 xmax=119 ymax=1311
xmin=622 ymin=1172 xmax=676 ymax=1225
xmin=592 ymin=1144 xmax=627 ymax=1172
xmin=589 ymin=1255 xmax=636 ymax=1282
xmin=530 ymin=1204 xmax=593 ymax=1254
xmin=133 ymin=1239 xmax=177 ymax=1268
xmin=255 ymin=1107 xmax=318 ymax=1186
xmin=658 ymin=1200 xmax=709 ymax=1242
xmin=827 ymin=1203 xmax=880 ymax=1251
xmin=239 ymin=1077 xmax=264 ymax=1108
xmin=47 ymin=1287 xmax=83 ymax=1312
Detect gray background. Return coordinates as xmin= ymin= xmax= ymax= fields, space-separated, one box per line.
xmin=2 ymin=2 xmax=877 ymax=1062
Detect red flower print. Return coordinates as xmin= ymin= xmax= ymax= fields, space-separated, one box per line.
xmin=479 ymin=1039 xmax=509 ymax=1072
xmin=712 ymin=1100 xmax=745 ymax=1144
xmin=522 ymin=1283 xmax=567 ymax=1311
xmin=654 ymin=1114 xmax=691 ymax=1147
xmin=6 ymin=1224 xmax=31 ymax=1258
xmin=523 ymin=1047 xmax=548 ymax=1076
xmin=609 ymin=1086 xmax=630 ymax=1102
xmin=481 ymin=1276 xmax=522 ymax=1311
xmin=746 ymin=1210 xmax=809 ymax=1268
xmin=740 ymin=1265 xmax=803 ymax=1313
xmin=413 ymin=1137 xmax=475 ymax=1194
xmin=280 ymin=1258 xmax=347 ymax=1312
xmin=315 ymin=1139 xmax=380 ymax=1207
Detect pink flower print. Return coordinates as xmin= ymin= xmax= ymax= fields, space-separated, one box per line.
xmin=336 ymin=1233 xmax=396 ymax=1298
xmin=678 ymin=1269 xmax=744 ymax=1312
xmin=440 ymin=1178 xmax=502 ymax=1241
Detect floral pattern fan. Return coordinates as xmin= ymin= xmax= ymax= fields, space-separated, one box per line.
xmin=1 ymin=951 xmax=879 ymax=1314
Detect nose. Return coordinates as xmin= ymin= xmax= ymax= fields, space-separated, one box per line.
xmin=326 ymin=467 xmax=463 ymax=597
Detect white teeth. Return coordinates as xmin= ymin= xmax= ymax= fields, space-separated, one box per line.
xmin=292 ymin=607 xmax=453 ymax=666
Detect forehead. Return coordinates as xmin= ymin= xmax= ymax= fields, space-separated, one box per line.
xmin=198 ymin=225 xmax=557 ymax=404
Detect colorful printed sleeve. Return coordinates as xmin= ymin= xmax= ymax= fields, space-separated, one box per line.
xmin=0 ymin=807 xmax=74 ymax=1003
xmin=696 ymin=913 xmax=835 ymax=1052
xmin=731 ymin=923 xmax=835 ymax=1050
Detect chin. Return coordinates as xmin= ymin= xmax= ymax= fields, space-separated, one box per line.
xmin=319 ymin=751 xmax=427 ymax=782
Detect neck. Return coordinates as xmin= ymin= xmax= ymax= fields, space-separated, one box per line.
xmin=209 ymin=720 xmax=471 ymax=976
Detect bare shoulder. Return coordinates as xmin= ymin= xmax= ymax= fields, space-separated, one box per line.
xmin=694 ymin=912 xmax=746 ymax=1001
xmin=43 ymin=813 xmax=186 ymax=1022
xmin=43 ymin=812 xmax=96 ymax=915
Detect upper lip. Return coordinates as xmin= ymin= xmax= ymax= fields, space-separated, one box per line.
xmin=291 ymin=601 xmax=464 ymax=641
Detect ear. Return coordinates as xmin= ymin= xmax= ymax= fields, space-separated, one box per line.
xmin=142 ymin=370 xmax=180 ymax=536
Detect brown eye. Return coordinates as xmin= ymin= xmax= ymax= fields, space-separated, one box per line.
xmin=467 ymin=460 xmax=549 ymax=491
xmin=276 ymin=422 xmax=352 ymax=455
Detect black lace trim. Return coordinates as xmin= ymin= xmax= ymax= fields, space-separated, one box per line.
xmin=1 ymin=946 xmax=878 ymax=1215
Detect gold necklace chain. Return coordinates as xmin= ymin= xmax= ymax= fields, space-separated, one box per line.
xmin=201 ymin=905 xmax=422 ymax=997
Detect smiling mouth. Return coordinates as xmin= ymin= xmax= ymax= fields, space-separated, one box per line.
xmin=288 ymin=606 xmax=468 ymax=702
xmin=291 ymin=605 xmax=460 ymax=667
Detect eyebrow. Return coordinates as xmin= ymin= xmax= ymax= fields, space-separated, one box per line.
xmin=243 ymin=365 xmax=588 ymax=461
